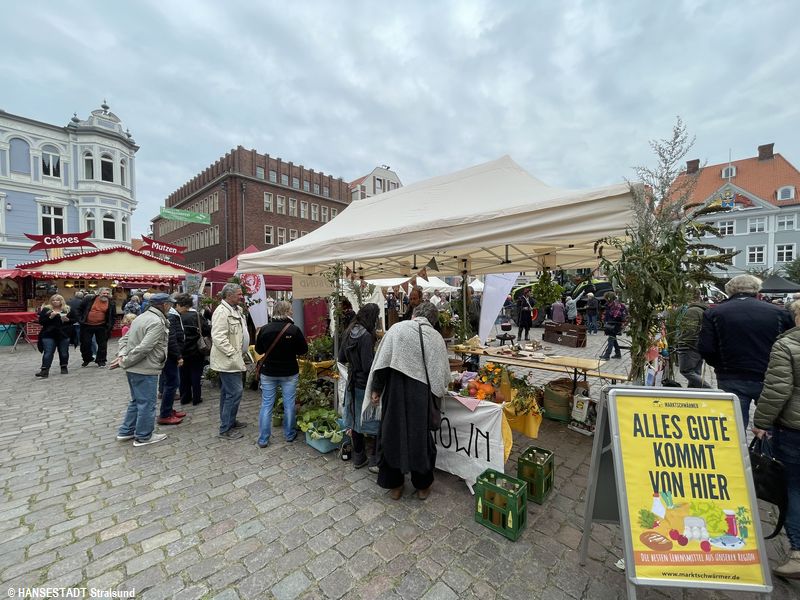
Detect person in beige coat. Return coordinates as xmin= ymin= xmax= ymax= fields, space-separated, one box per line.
xmin=211 ymin=283 xmax=249 ymax=440
xmin=753 ymin=300 xmax=800 ymax=579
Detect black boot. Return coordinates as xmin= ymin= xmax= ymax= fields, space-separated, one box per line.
xmin=35 ymin=369 xmax=49 ymax=378
xmin=61 ymin=366 xmax=68 ymax=374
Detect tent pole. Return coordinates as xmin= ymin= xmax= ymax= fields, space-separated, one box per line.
xmin=461 ymin=260 xmax=469 ymax=341
xmin=333 ymin=263 xmax=343 ymax=412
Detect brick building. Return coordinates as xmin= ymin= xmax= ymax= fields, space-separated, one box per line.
xmin=151 ymin=146 xmax=351 ymax=271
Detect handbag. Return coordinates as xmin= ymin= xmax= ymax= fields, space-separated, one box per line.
xmin=255 ymin=322 xmax=292 ymax=376
xmin=418 ymin=323 xmax=442 ymax=431
xmin=748 ymin=436 xmax=787 ymax=539
xmin=195 ymin=312 xmax=212 ymax=356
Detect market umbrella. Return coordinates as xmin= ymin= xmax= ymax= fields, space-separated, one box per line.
xmin=760 ymin=274 xmax=800 ymax=294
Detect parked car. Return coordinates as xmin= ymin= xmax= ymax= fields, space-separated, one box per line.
xmin=569 ymin=278 xmax=615 ymax=312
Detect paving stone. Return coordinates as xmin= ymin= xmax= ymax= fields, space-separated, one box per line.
xmin=207 ymin=563 xmax=248 ymax=590
xmin=140 ymin=576 xmax=185 ymax=600
xmin=397 ymin=567 xmax=432 ymax=599
xmin=125 ymin=548 xmax=166 ymax=576
xmin=237 ymin=567 xmax=279 ymax=597
xmin=173 ymin=585 xmax=209 ymax=600
xmin=86 ymin=569 xmax=125 ymax=590
xmin=319 ymin=565 xmax=356 ymax=599
xmin=308 ymin=548 xmax=346 ymax=580
xmin=271 ymin=570 xmax=312 ymax=600
xmin=421 ymin=582 xmax=459 ymax=600
xmin=373 ymin=532 xmax=404 ymax=561
xmin=347 ymin=547 xmax=382 ymax=579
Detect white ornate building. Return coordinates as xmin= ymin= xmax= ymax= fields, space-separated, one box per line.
xmin=0 ymin=102 xmax=139 ymax=267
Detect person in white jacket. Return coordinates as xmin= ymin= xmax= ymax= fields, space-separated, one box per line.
xmin=210 ymin=283 xmax=250 ymax=440
xmin=113 ymin=293 xmax=172 ymax=447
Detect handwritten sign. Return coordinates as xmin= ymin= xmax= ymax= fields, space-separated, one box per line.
xmin=607 ymin=388 xmax=770 ymax=593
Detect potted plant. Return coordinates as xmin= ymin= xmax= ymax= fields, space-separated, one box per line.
xmin=306 ymin=334 xmax=334 ymax=362
xmin=297 ymin=406 xmax=344 ymax=453
xmin=438 ymin=309 xmax=459 ymax=339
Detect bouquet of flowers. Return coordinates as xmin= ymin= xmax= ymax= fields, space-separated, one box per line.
xmin=477 ymin=362 xmax=504 ymax=387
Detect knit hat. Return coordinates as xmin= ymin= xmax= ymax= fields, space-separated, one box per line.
xmin=149 ymin=293 xmax=174 ymax=306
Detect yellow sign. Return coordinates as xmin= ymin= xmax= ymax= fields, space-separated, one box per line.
xmin=610 ymin=390 xmax=769 ymax=590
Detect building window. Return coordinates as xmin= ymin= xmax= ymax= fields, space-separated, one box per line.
xmin=103 ymin=212 xmax=116 ymax=239
xmin=747 ymin=245 xmax=765 ymax=264
xmin=311 ymin=204 xmax=319 ymax=221
xmin=375 ymin=177 xmax=383 ymax=193
xmin=777 ymin=214 xmax=796 ymax=231
xmin=277 ymin=227 xmax=286 ymax=245
xmin=300 ymin=200 xmax=308 ymax=219
xmin=263 ymin=192 xmax=273 ymax=212
xmin=777 ymin=244 xmax=796 ymax=263
xmin=280 ymin=173 xmax=289 ymax=186
xmin=721 ymin=166 xmax=736 ymax=179
xmin=120 ymin=159 xmax=127 ymax=187
xmin=292 ymin=177 xmax=299 ymax=189
xmin=269 ymin=170 xmax=277 ymax=183
xmin=694 ymin=248 xmax=706 ymax=257
xmin=323 ymin=186 xmax=329 ymax=197
xmin=84 ymin=152 xmax=94 ymax=179
xmin=778 ymin=186 xmax=795 ymax=201
xmin=303 ymin=180 xmax=310 ymax=192
xmin=256 ymin=166 xmax=265 ymax=180
xmin=313 ymin=183 xmax=320 ymax=195
xmin=121 ymin=216 xmax=128 ymax=241
xmin=41 ymin=146 xmax=61 ymax=178
xmin=9 ymin=138 xmax=31 ymax=174
xmin=289 ymin=198 xmax=297 ymax=217
xmin=722 ymin=248 xmax=736 ymax=265
xmin=748 ymin=217 xmax=766 ymax=233
xmin=277 ymin=196 xmax=285 ymax=214
xmin=331 ymin=208 xmax=338 ymax=218
xmin=41 ymin=205 xmax=64 ymax=235
xmin=85 ymin=210 xmax=95 ymax=236
xmin=301 ymin=231 xmax=308 ymax=236
xmin=264 ymin=225 xmax=273 ymax=245
xmin=100 ymin=154 xmax=114 ymax=182
xmin=214 ymin=258 xmax=221 ymax=267
xmin=718 ymin=220 xmax=734 ymax=235
xmin=321 ymin=206 xmax=329 ymax=223
xmin=289 ymin=229 xmax=298 ymax=241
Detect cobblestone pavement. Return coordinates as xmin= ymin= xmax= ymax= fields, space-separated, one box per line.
xmin=1 ymin=331 xmax=798 ymax=599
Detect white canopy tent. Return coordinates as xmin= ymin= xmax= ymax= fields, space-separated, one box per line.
xmin=469 ymin=278 xmax=484 ymax=292
xmin=238 ymin=156 xmax=635 ymax=278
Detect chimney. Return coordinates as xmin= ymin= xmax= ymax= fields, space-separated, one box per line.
xmin=686 ymin=159 xmax=700 ymax=174
xmin=758 ymin=143 xmax=774 ymax=160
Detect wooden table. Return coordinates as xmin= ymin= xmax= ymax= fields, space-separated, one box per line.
xmin=451 ymin=345 xmax=630 ymax=391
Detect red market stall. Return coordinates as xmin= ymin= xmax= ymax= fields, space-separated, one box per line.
xmin=202 ymin=245 xmax=292 ymax=292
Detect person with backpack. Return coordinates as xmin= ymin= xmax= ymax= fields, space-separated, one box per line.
xmin=675 ymin=294 xmax=711 ymax=388
xmin=600 ymin=292 xmax=627 ymax=360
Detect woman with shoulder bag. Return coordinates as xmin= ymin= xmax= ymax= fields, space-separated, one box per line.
xmin=35 ymin=294 xmax=76 ymax=378
xmin=254 ymin=301 xmax=308 ymax=448
xmin=752 ymin=300 xmax=800 ymax=580
xmin=178 ymin=294 xmax=211 ymax=406
xmin=365 ymin=302 xmax=450 ymax=501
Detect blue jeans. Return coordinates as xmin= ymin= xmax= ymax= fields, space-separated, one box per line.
xmin=159 ymin=358 xmax=180 ymax=418
xmin=344 ymin=387 xmax=380 ymax=436
xmin=773 ymin=426 xmax=800 ymax=550
xmin=41 ymin=336 xmax=70 ymax=369
xmin=586 ymin=313 xmax=598 ymax=334
xmin=718 ymin=379 xmax=763 ymax=429
xmin=118 ymin=372 xmax=158 ymax=441
xmin=219 ymin=371 xmax=243 ymax=434
xmin=258 ymin=374 xmax=298 ymax=445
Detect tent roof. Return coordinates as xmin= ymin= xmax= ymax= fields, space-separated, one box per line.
xmin=238 ymin=155 xmax=635 ymax=277
xmin=14 ymin=247 xmax=198 ymax=282
xmin=760 ymin=274 xmax=800 ymax=293
xmin=202 ymin=245 xmax=292 ymax=290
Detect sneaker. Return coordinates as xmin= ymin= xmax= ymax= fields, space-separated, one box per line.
xmin=61 ymin=366 xmax=68 ymax=375
xmin=368 ymin=465 xmax=379 ymax=474
xmin=773 ymin=550 xmax=800 ymax=579
xmin=219 ymin=429 xmax=244 ymax=440
xmin=157 ymin=415 xmax=183 ymax=425
xmin=81 ymin=359 xmax=94 ymax=367
xmin=133 ymin=433 xmax=167 ymax=447
xmin=257 ymin=440 xmax=269 ymax=448
xmin=172 ymin=409 xmax=187 ymax=418
xmin=116 ymin=434 xmax=134 ymax=441
xmin=232 ymin=420 xmax=248 ymax=429
xmin=612 ymin=354 xmax=622 ymax=359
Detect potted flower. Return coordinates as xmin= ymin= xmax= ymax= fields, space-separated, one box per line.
xmin=438 ymin=310 xmax=460 ymax=339
xmin=297 ymin=406 xmax=344 ymax=453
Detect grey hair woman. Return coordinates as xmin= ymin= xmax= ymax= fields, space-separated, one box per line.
xmin=364 ymin=301 xmax=450 ymax=500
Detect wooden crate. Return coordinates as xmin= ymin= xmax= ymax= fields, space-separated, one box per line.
xmin=541 ymin=323 xmax=586 ymax=348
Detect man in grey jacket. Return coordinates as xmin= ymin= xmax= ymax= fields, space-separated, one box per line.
xmin=112 ymin=293 xmax=172 ymax=447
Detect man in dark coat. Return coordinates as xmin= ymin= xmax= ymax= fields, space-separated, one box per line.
xmin=698 ymin=274 xmax=794 ymax=428
xmin=158 ymin=294 xmax=188 ymax=425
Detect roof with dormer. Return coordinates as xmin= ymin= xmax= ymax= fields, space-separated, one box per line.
xmin=674 ymin=151 xmax=800 ymax=208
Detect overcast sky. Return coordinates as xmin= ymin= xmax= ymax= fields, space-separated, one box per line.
xmin=3 ymin=0 xmax=798 ymax=237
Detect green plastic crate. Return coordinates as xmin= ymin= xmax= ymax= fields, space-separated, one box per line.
xmin=474 ymin=469 xmax=527 ymax=541
xmin=517 ymin=446 xmax=554 ymax=504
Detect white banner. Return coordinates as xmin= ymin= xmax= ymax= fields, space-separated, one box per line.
xmin=238 ymin=273 xmax=268 ymax=328
xmin=478 ymin=272 xmax=517 ymax=343
xmin=292 ymin=275 xmax=334 ymax=299
xmin=435 ymin=395 xmax=505 ymax=488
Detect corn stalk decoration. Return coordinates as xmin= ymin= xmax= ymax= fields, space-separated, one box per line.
xmin=596 ymin=118 xmax=736 ymax=383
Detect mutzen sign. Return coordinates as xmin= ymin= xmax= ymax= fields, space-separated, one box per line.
xmin=140 ymin=235 xmax=188 ymax=260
